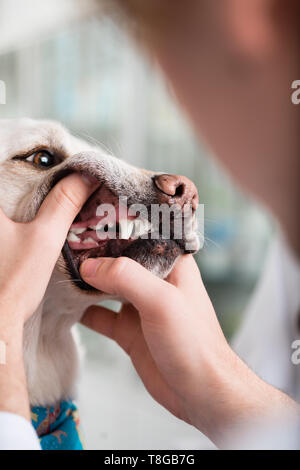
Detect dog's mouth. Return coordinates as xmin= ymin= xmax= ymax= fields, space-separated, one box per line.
xmin=61 ymin=178 xmax=199 ymax=292
xmin=61 ymin=183 xmax=151 ymax=291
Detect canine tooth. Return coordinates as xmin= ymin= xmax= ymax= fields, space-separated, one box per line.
xmin=89 ymin=225 xmax=98 ymax=230
xmin=133 ymin=220 xmax=142 ymax=237
xmin=119 ymin=220 xmax=134 ymax=239
xmin=67 ymin=232 xmax=81 ymax=242
xmin=83 ymin=237 xmax=96 ymax=244
xmin=132 ymin=220 xmax=145 ymax=237
xmin=143 ymin=220 xmax=152 ymax=233
xmin=70 ymin=227 xmax=86 ymax=235
xmin=133 ymin=219 xmax=152 ymax=238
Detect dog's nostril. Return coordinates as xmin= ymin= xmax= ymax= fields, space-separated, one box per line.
xmin=154 ymin=174 xmax=178 ymax=196
xmin=174 ymin=184 xmax=185 ymax=198
xmin=154 ymin=174 xmax=198 ymax=210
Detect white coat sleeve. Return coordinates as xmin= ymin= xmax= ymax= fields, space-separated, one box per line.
xmin=0 ymin=412 xmax=41 ymax=450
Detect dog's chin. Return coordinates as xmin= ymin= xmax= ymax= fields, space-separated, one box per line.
xmin=61 ymin=237 xmax=185 ymax=293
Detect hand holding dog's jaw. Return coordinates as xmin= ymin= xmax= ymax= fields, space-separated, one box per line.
xmin=80 ymin=254 xmax=299 ymax=447
xmin=0 ymin=172 xmax=99 ymax=324
xmin=0 ymin=173 xmax=99 ymax=421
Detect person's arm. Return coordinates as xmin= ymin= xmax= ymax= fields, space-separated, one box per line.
xmin=80 ymin=255 xmax=299 ymax=448
xmin=0 ymin=316 xmax=41 ymax=449
xmin=0 ymin=173 xmax=98 ymax=448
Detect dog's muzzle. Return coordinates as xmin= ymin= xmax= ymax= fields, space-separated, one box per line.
xmin=26 ymin=151 xmax=200 ymax=292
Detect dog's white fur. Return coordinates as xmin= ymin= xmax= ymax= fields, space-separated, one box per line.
xmin=0 ymin=118 xmax=197 ymax=408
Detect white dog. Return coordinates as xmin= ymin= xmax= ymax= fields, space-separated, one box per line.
xmin=0 ymin=118 xmax=199 ymax=448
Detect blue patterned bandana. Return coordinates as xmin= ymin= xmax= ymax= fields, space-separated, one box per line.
xmin=31 ymin=400 xmax=84 ymax=450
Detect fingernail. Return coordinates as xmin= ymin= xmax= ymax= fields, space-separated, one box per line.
xmin=81 ymin=258 xmax=103 ymax=278
xmin=80 ymin=172 xmax=99 ymax=187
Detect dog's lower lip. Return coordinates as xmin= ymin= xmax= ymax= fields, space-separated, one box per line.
xmin=62 ymin=241 xmax=96 ymax=291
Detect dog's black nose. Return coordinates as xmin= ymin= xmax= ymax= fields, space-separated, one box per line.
xmin=153 ymin=174 xmax=198 ymax=211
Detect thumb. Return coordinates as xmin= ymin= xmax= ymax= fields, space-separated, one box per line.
xmin=80 ymin=257 xmax=177 ymax=319
xmin=0 ymin=206 xmax=13 ymax=229
xmin=33 ymin=172 xmax=99 ymax=245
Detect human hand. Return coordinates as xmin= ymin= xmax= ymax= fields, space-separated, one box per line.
xmin=79 ymin=255 xmax=226 ymax=431
xmin=0 ymin=173 xmax=99 ymax=326
xmin=80 ymin=254 xmax=298 ymax=447
xmin=0 ymin=173 xmax=98 ymax=420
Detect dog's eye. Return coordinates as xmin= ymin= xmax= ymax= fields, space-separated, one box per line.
xmin=25 ymin=150 xmax=56 ymax=168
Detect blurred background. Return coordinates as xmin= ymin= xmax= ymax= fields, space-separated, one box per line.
xmin=0 ymin=0 xmax=274 ymax=449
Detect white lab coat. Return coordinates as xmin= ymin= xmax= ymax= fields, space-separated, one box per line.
xmin=233 ymin=233 xmax=300 ymax=401
xmin=229 ymin=233 xmax=300 ymax=449
xmin=0 ymin=413 xmax=40 ymax=450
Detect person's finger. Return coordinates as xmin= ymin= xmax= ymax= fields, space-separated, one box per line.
xmin=33 ymin=173 xmax=99 ymax=247
xmin=81 ymin=303 xmax=181 ymax=416
xmin=0 ymin=206 xmax=13 ymax=229
xmin=166 ymin=254 xmax=203 ymax=294
xmin=81 ymin=303 xmax=142 ymax=354
xmin=80 ymin=257 xmax=178 ymax=319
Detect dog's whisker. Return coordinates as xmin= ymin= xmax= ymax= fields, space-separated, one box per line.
xmin=202 ymin=236 xmax=221 ymax=249
xmin=55 ymin=279 xmax=83 ymax=285
xmin=74 ymin=130 xmax=115 ymax=157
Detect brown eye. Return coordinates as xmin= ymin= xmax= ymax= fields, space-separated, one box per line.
xmin=26 ymin=150 xmax=56 ymax=168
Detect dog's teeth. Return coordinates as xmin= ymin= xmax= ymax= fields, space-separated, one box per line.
xmin=95 ymin=223 xmax=108 ymax=233
xmin=135 ymin=219 xmax=153 ymax=238
xmin=83 ymin=237 xmax=96 ymax=244
xmin=132 ymin=220 xmax=141 ymax=237
xmin=119 ymin=220 xmax=134 ymax=239
xmin=89 ymin=225 xmax=98 ymax=230
xmin=70 ymin=227 xmax=86 ymax=235
xmin=67 ymin=232 xmax=81 ymax=243
xmin=143 ymin=219 xmax=152 ymax=234
xmin=132 ymin=219 xmax=151 ymax=238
